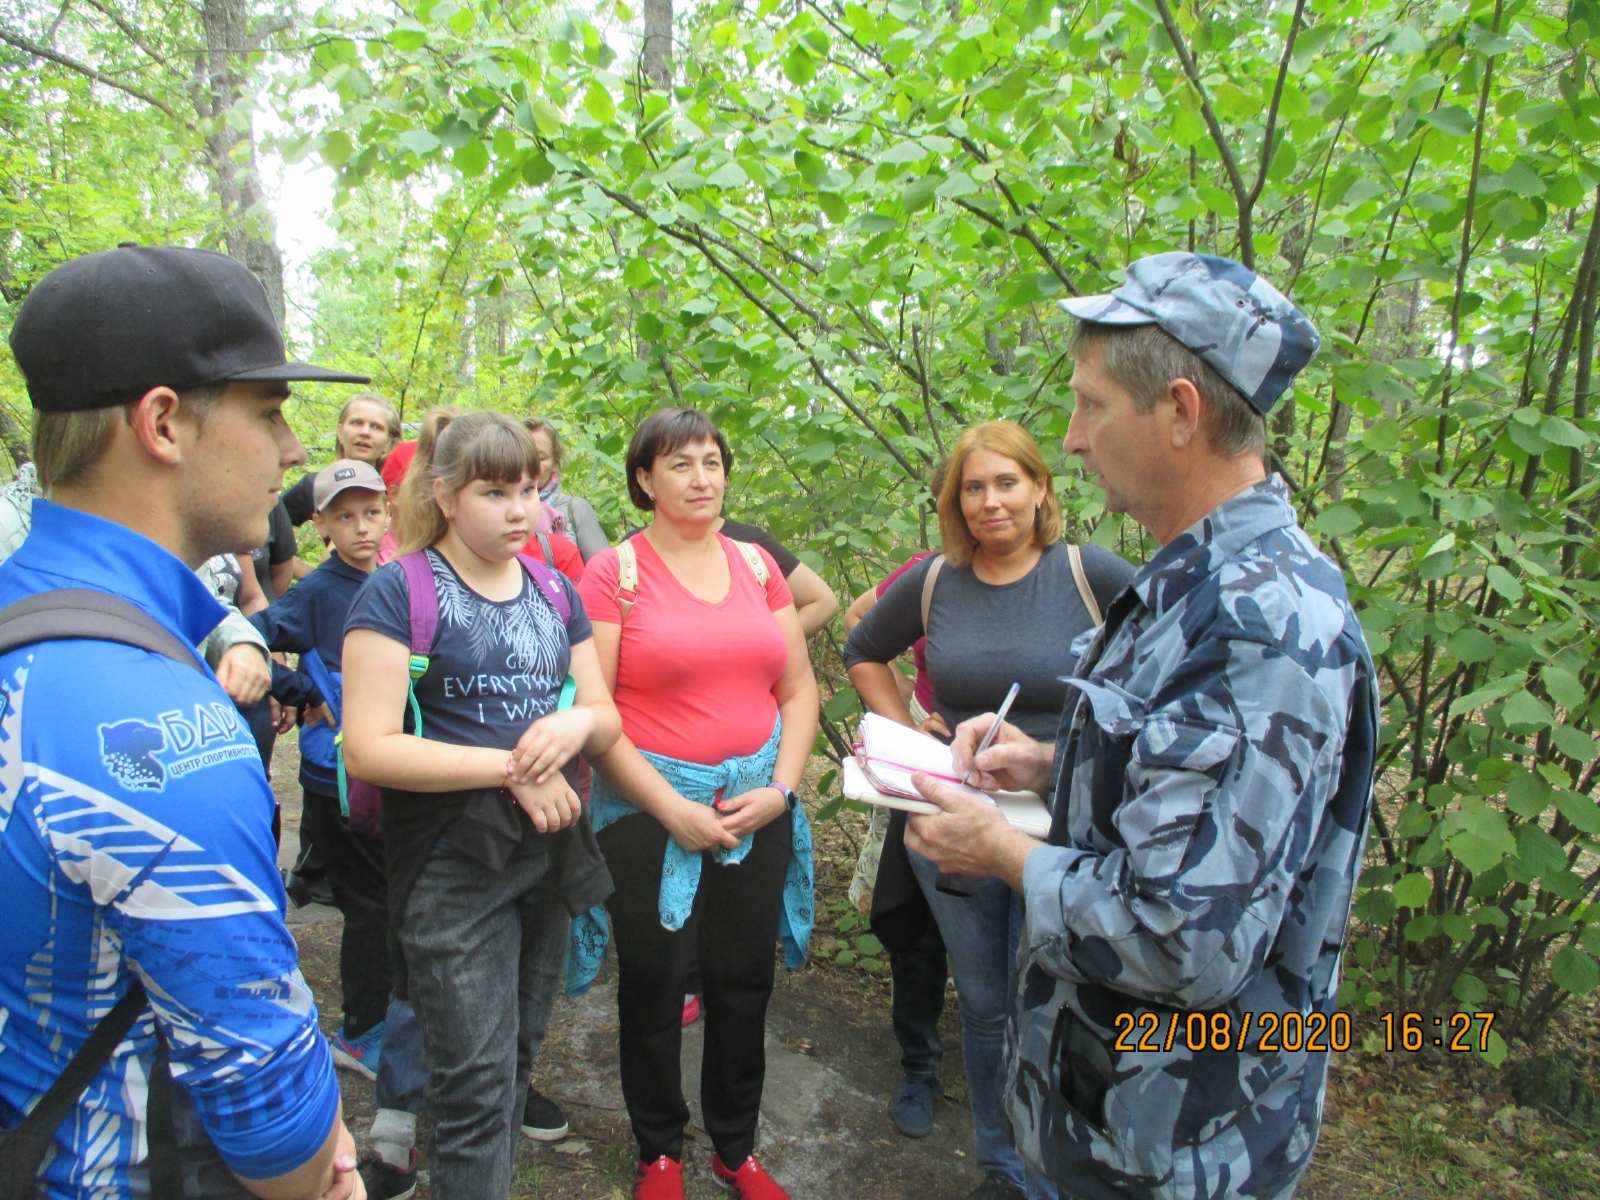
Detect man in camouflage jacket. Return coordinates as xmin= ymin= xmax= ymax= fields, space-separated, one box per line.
xmin=906 ymin=253 xmax=1379 ymax=1199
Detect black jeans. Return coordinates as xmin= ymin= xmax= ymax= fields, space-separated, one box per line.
xmin=599 ymin=810 xmax=791 ymax=1165
xmin=890 ymin=915 xmax=947 ymax=1080
xmin=305 ymin=788 xmax=390 ymax=1036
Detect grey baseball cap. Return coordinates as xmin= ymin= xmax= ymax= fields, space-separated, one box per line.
xmin=1059 ymin=252 xmax=1320 ymax=414
xmin=313 ymin=458 xmax=385 ymax=511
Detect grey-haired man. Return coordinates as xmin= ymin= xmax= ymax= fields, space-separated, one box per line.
xmin=906 ymin=253 xmax=1378 ymax=1199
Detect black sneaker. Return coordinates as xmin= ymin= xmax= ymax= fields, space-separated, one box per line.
xmin=520 ymin=1085 xmax=570 ymax=1141
xmin=357 ymin=1149 xmax=417 ymax=1200
xmin=282 ymin=869 xmax=333 ymax=909
xmin=282 ymin=869 xmax=312 ymax=909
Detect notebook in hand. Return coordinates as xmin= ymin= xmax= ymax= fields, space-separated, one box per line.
xmin=844 ymin=713 xmax=1050 ymax=838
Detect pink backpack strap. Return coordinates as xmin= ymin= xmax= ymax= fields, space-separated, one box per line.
xmin=397 ymin=551 xmax=440 ymax=656
xmin=515 ymin=553 xmax=572 ymax=624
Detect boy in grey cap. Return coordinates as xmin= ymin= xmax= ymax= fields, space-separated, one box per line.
xmin=905 ymin=252 xmax=1377 ymax=1200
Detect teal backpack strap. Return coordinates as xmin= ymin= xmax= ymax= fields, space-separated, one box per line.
xmin=406 ymin=651 xmax=428 ymax=736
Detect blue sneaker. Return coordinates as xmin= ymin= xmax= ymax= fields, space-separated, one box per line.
xmin=330 ymin=1021 xmax=384 ymax=1082
xmin=891 ymin=1073 xmax=937 ymax=1138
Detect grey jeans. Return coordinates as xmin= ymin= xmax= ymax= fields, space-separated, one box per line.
xmin=400 ymin=827 xmax=569 ymax=1200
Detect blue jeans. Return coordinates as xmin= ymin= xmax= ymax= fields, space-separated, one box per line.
xmin=909 ymin=848 xmax=1027 ymax=1188
xmin=374 ymin=996 xmax=428 ymax=1113
xmin=400 ymin=827 xmax=569 ymax=1200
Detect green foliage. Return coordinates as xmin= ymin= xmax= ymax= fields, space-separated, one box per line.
xmin=825 ymin=901 xmax=886 ymax=974
xmin=0 ymin=3 xmax=219 ymax=455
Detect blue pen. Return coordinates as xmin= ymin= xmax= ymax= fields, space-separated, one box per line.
xmin=961 ymin=681 xmax=1021 ymax=787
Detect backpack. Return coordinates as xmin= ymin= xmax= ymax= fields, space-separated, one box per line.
xmin=0 ymin=589 xmax=194 ymax=1200
xmin=294 ymin=646 xmax=384 ymax=838
xmin=613 ymin=534 xmax=769 ymax=620
xmin=339 ymin=549 xmax=577 ymax=835
xmin=917 ymin=542 xmax=1102 ymax=632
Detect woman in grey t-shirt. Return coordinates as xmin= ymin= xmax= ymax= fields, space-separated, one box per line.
xmin=845 ymin=420 xmax=1133 ymax=1198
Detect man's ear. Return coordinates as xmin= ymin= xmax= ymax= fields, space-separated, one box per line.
xmin=125 ymin=387 xmax=187 ymax=466
xmin=1167 ymin=377 xmax=1203 ymax=449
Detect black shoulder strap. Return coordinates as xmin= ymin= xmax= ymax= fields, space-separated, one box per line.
xmin=1 ymin=983 xmax=148 ymax=1163
xmin=0 ymin=588 xmax=197 ymax=1196
xmin=0 ymin=589 xmax=202 ymax=671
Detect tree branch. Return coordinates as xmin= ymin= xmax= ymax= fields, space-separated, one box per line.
xmin=77 ymin=0 xmax=172 ymax=69
xmin=0 ymin=26 xmax=190 ymax=127
xmin=578 ymin=174 xmax=925 ymax=479
xmin=1245 ymin=0 xmax=1308 ymax=210
xmin=1150 ymin=0 xmax=1253 ymax=264
xmin=952 ymin=196 xmax=1077 ymax=294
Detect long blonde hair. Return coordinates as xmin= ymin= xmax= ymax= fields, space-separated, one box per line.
xmin=396 ymin=409 xmax=541 ymax=553
xmin=936 ymin=420 xmax=1063 ymax=568
xmin=335 ymin=392 xmax=402 ymax=460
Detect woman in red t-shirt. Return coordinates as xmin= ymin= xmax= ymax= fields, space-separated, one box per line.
xmin=577 ymin=407 xmax=818 ymax=1200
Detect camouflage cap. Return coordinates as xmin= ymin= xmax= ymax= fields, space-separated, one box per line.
xmin=1059 ymin=252 xmax=1319 ymax=414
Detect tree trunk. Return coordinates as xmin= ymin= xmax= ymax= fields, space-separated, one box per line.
xmin=1272 ymin=397 xmax=1296 ymax=469
xmin=1325 ymin=400 xmax=1352 ymax=500
xmin=984 ymin=326 xmax=1013 ymax=375
xmin=195 ymin=0 xmax=286 ymax=322
xmin=637 ymin=0 xmax=673 ymax=373
xmin=0 ymin=404 xmax=33 ymax=470
xmin=642 ymin=0 xmax=673 ymax=89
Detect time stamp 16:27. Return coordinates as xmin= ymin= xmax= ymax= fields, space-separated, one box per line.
xmin=1111 ymin=1009 xmax=1497 ymax=1054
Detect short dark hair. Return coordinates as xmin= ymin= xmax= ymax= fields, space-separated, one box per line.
xmin=624 ymin=407 xmax=731 ymax=511
xmin=1069 ymin=322 xmax=1266 ymax=458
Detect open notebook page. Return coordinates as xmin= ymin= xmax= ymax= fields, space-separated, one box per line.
xmin=849 ymin=714 xmax=1051 ymax=838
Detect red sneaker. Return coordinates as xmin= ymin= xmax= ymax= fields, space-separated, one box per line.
xmin=634 ymin=1155 xmax=684 ymax=1200
xmin=711 ymin=1153 xmax=789 ymax=1199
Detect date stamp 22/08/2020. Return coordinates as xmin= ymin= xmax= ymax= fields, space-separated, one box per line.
xmin=1110 ymin=1009 xmax=1497 ymax=1055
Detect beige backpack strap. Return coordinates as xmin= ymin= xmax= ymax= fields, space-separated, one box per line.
xmin=731 ymin=539 xmax=770 ymax=586
xmin=615 ymin=538 xmax=639 ymax=621
xmin=919 ymin=554 xmax=945 ymax=634
xmin=1068 ymin=543 xmax=1103 ymax=626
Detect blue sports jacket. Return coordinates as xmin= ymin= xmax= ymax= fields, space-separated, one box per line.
xmin=0 ymin=500 xmax=339 ymax=1197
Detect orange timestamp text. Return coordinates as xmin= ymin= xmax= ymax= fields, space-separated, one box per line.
xmin=1376 ymin=1010 xmax=1496 ymax=1053
xmin=1110 ymin=1009 xmax=1497 ymax=1055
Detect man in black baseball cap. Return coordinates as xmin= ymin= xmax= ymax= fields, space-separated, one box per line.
xmin=0 ymin=245 xmax=370 ymax=1199
xmin=11 ymin=242 xmax=369 ymax=411
xmin=9 ymin=243 xmax=369 ymax=563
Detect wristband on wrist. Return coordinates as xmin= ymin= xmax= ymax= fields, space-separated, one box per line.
xmin=769 ymin=780 xmax=796 ymax=811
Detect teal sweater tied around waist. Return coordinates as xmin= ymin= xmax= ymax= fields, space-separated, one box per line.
xmin=567 ymin=717 xmax=814 ymax=997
